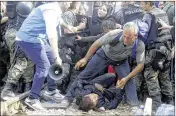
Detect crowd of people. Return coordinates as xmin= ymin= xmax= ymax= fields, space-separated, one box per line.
xmin=0 ymin=1 xmax=175 ymax=114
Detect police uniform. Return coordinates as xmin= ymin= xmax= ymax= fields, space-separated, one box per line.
xmin=143 ymin=7 xmax=173 ymax=110
xmin=1 ymin=2 xmax=35 ymax=100
xmin=113 ymin=4 xmax=144 ymax=25
xmin=0 ymin=8 xmax=9 ymax=83
xmin=162 ymin=2 xmax=175 ymax=26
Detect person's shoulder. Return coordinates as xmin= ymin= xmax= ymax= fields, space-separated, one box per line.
xmin=137 ymin=39 xmax=145 ymax=49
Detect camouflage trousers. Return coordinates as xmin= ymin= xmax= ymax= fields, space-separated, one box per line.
xmin=135 ymin=49 xmax=173 ymax=110
xmin=5 ymin=28 xmax=34 ymax=84
xmin=135 ymin=66 xmax=173 ymax=96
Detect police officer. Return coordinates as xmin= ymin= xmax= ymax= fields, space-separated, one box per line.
xmin=140 ymin=1 xmax=173 ymax=111
xmin=162 ymin=2 xmax=175 ymax=89
xmin=0 ymin=2 xmax=9 ymax=86
xmin=162 ymin=1 xmax=175 ymax=26
xmin=1 ymin=2 xmax=35 ymax=100
xmin=113 ymin=1 xmax=144 ymax=25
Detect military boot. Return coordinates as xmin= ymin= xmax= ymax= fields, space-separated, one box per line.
xmin=1 ymin=82 xmax=16 ymax=100
xmin=162 ymin=95 xmax=174 ymax=105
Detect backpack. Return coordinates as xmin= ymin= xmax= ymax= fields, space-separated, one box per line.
xmin=133 ymin=19 xmax=150 ymax=44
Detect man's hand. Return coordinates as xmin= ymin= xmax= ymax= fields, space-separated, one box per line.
xmin=55 ymin=55 xmax=62 ymax=65
xmin=116 ymin=77 xmax=128 ymax=89
xmin=98 ymin=107 xmax=105 ymax=111
xmin=75 ymin=58 xmax=88 ymax=70
xmin=116 ymin=23 xmax=122 ymax=29
xmin=158 ymin=19 xmax=172 ymax=30
xmin=75 ymin=34 xmax=82 ymax=41
xmin=94 ymin=107 xmax=105 ymax=112
xmin=64 ymin=26 xmax=78 ymax=34
xmin=68 ymin=26 xmax=78 ymax=33
xmin=95 ymin=83 xmax=104 ymax=93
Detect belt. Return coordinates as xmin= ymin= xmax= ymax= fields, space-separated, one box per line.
xmin=108 ymin=59 xmax=127 ymax=66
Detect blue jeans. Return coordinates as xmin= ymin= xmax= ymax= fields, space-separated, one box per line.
xmin=16 ymin=41 xmax=57 ymax=99
xmin=66 ymin=48 xmax=138 ymax=105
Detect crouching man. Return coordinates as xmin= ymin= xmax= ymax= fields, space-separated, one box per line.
xmin=60 ymin=22 xmax=145 ymax=107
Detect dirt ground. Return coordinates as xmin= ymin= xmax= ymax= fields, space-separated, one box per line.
xmin=25 ymin=102 xmax=137 ymax=115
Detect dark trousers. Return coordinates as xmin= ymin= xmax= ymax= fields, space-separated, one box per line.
xmin=73 ymin=73 xmax=116 ymax=99
xmin=17 ymin=40 xmax=56 ymax=99
xmin=91 ymin=73 xmax=116 ymax=88
xmin=66 ymin=48 xmax=138 ymax=106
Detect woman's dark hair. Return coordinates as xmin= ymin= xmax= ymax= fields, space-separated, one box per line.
xmin=78 ymin=96 xmax=95 ymax=112
xmin=100 ymin=4 xmax=114 ymax=20
xmin=93 ymin=4 xmax=114 ymax=20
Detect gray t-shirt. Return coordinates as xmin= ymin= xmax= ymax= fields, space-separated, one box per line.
xmin=96 ymin=29 xmax=145 ymax=64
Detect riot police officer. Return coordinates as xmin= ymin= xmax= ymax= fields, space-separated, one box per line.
xmin=113 ymin=1 xmax=144 ymax=25
xmin=140 ymin=1 xmax=173 ymax=111
xmin=1 ymin=2 xmax=35 ymax=100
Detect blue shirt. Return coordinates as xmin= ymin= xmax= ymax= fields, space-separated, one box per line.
xmin=16 ymin=2 xmax=62 ymax=44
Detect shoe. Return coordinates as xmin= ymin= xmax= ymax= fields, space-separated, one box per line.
xmin=58 ymin=99 xmax=71 ymax=108
xmin=24 ymin=97 xmax=45 ymax=110
xmin=42 ymin=89 xmax=64 ymax=102
xmin=1 ymin=83 xmax=16 ymax=101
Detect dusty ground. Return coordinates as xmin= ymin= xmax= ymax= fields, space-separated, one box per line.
xmin=24 ymin=102 xmax=137 ymax=116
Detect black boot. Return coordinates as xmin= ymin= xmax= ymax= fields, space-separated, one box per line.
xmin=1 ymin=82 xmax=16 ymax=100
xmin=24 ymin=82 xmax=31 ymax=92
xmin=162 ymin=95 xmax=174 ymax=105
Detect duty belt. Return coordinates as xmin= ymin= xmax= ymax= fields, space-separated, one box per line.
xmin=146 ymin=41 xmax=168 ymax=50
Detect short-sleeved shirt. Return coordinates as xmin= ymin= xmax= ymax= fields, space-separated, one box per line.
xmin=16 ymin=2 xmax=62 ymax=44
xmin=96 ymin=29 xmax=145 ymax=64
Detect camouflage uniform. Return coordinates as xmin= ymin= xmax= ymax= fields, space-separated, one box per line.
xmin=134 ymin=7 xmax=174 ymax=111
xmin=1 ymin=2 xmax=35 ymax=100
xmin=144 ymin=48 xmax=173 ymax=101
xmin=2 ymin=1 xmax=35 ymax=88
xmin=135 ymin=48 xmax=173 ymax=109
xmin=0 ymin=17 xmax=9 ymax=85
xmin=5 ymin=27 xmax=34 ymax=84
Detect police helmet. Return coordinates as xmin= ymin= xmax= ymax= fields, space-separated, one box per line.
xmin=16 ymin=2 xmax=34 ymax=17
